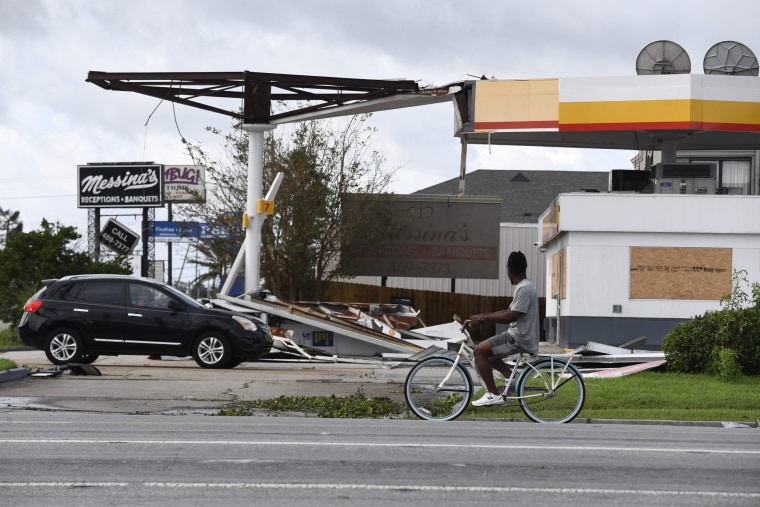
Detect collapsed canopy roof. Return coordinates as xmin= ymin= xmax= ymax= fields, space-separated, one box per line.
xmin=87 ymin=71 xmax=760 ymax=152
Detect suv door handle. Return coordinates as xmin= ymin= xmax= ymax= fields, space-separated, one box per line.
xmin=73 ymin=308 xmax=89 ymax=313
xmin=128 ymin=312 xmax=143 ymax=317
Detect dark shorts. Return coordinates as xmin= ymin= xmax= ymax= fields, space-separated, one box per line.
xmin=487 ymin=330 xmax=524 ymax=358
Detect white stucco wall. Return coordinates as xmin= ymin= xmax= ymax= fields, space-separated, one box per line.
xmin=542 ymin=193 xmax=760 ymax=322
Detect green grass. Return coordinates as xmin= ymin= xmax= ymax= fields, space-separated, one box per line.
xmin=0 ymin=357 xmax=18 ymax=371
xmin=471 ymin=371 xmax=760 ymax=423
xmin=0 ymin=327 xmax=22 ymax=349
xmin=218 ymin=388 xmax=406 ymax=418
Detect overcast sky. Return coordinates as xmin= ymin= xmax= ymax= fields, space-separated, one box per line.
xmin=2 ymin=0 xmax=759 ymax=278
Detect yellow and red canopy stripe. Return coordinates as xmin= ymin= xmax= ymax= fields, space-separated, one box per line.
xmin=472 ymin=75 xmax=760 ymax=133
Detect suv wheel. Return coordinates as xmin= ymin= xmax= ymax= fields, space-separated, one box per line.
xmin=45 ymin=328 xmax=84 ymax=365
xmin=193 ymin=332 xmax=232 ymax=369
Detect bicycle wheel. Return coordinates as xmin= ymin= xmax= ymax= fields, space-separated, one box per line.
xmin=516 ymin=357 xmax=585 ymax=423
xmin=405 ymin=357 xmax=473 ymax=421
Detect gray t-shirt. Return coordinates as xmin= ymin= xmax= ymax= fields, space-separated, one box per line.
xmin=506 ymin=278 xmax=540 ymax=353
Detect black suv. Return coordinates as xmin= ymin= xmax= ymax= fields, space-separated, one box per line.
xmin=18 ymin=275 xmax=273 ymax=369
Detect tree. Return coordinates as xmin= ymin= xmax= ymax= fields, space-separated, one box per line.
xmin=179 ymin=114 xmax=395 ymax=300
xmin=0 ymin=206 xmax=23 ymax=248
xmin=0 ymin=220 xmax=131 ymax=325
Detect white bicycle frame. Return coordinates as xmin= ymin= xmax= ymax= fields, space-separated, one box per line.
xmin=440 ymin=322 xmax=577 ymax=403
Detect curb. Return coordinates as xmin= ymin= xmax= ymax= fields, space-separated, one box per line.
xmin=0 ymin=367 xmax=28 ymax=384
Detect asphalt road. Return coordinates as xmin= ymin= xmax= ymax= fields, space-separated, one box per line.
xmin=1 ymin=412 xmax=759 ymax=507
xmin=2 ymin=350 xmax=760 ymax=506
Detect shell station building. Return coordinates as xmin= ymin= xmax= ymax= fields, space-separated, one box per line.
xmin=455 ymin=42 xmax=760 ymax=348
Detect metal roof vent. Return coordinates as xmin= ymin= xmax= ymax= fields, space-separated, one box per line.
xmin=510 ymin=173 xmax=530 ymax=182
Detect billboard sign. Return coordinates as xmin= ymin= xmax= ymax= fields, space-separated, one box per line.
xmin=100 ymin=219 xmax=140 ymax=254
xmin=344 ymin=195 xmax=502 ymax=279
xmin=78 ymin=164 xmax=163 ymax=208
xmin=164 ymin=165 xmax=206 ymax=203
xmin=149 ymin=221 xmax=233 ymax=242
xmin=149 ymin=221 xmax=200 ymax=243
xmin=199 ymin=222 xmax=232 ymax=240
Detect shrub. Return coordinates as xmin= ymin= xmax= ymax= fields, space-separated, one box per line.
xmin=663 ymin=312 xmax=720 ymax=373
xmin=713 ymin=347 xmax=742 ymax=381
xmin=663 ymin=269 xmax=760 ymax=376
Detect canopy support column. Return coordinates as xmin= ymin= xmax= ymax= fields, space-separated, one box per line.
xmin=242 ymin=123 xmax=275 ymax=297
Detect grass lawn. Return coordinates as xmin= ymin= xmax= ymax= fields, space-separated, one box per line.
xmin=469 ymin=371 xmax=760 ymax=423
xmin=0 ymin=357 xmax=18 ymax=370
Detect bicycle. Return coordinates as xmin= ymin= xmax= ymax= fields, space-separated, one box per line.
xmin=404 ymin=317 xmax=585 ymax=423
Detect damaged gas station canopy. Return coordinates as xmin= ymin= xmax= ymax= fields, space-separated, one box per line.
xmin=456 ymin=74 xmax=760 ymax=152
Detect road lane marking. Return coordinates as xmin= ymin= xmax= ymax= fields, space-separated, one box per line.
xmin=1 ymin=482 xmax=758 ymax=499
xmin=1 ymin=439 xmax=759 ymax=455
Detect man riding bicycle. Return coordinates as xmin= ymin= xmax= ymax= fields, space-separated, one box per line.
xmin=468 ymin=251 xmax=540 ymax=407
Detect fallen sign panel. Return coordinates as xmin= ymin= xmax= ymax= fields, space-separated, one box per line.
xmin=582 ymin=360 xmax=667 ymax=379
xmin=570 ymin=341 xmax=665 ymax=366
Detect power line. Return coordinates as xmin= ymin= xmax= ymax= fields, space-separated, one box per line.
xmin=0 ymin=194 xmax=75 ymax=199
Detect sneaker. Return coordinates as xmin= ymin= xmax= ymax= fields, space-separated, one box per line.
xmin=471 ymin=391 xmax=505 ymax=407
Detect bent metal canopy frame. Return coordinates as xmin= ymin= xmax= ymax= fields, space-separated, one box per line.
xmin=85 ymin=71 xmax=454 ymax=124
xmin=85 ymin=71 xmax=455 ymax=295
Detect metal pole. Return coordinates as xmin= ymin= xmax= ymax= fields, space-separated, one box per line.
xmin=167 ymin=202 xmax=173 ymax=285
xmin=141 ymin=207 xmax=149 ymax=277
xmin=458 ymin=136 xmax=467 ymax=196
xmin=242 ymin=123 xmax=275 ymax=296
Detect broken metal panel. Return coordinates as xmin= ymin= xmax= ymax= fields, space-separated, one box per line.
xmin=571 ymin=341 xmax=665 ymax=365
xmin=582 ymin=360 xmax=666 ymax=378
xmin=211 ymin=294 xmax=423 ymax=354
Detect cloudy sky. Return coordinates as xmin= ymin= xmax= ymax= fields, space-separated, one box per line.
xmin=1 ymin=0 xmax=758 ymax=278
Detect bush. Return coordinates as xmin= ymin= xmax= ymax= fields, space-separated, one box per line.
xmin=663 ymin=312 xmax=720 ymax=373
xmin=663 ymin=269 xmax=760 ymax=376
xmin=713 ymin=347 xmax=742 ymax=381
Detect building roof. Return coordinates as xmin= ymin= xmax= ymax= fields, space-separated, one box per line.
xmin=414 ymin=169 xmax=610 ymax=223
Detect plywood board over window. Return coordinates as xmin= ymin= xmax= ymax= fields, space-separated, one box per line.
xmin=550 ymin=249 xmax=567 ymax=300
xmin=630 ymin=247 xmax=732 ymax=300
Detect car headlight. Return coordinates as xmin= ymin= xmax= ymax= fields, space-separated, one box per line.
xmin=232 ymin=315 xmax=259 ymax=332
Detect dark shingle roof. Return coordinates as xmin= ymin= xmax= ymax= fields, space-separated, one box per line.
xmin=413 ymin=169 xmax=610 ymax=223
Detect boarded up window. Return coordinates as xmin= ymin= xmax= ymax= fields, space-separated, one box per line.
xmin=629 ymin=247 xmax=731 ymax=300
xmin=550 ymin=249 xmax=567 ymax=300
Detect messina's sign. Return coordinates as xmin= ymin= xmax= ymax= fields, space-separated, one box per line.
xmin=78 ymin=164 xmax=164 ymax=208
